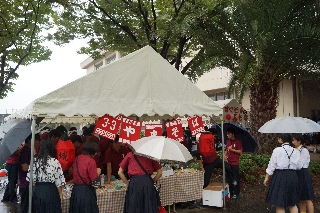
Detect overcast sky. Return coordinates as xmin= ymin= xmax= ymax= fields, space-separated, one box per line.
xmin=0 ymin=39 xmax=89 ymax=114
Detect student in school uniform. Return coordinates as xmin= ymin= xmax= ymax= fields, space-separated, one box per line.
xmin=292 ymin=133 xmax=314 ymax=213
xmin=69 ymin=141 xmax=101 ymax=213
xmin=264 ymin=133 xmax=300 ymax=213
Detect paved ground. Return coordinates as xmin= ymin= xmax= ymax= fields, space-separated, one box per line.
xmin=1 ymin=152 xmax=320 ymax=213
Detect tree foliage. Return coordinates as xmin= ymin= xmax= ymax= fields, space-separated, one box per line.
xmin=49 ymin=0 xmax=219 ymax=80
xmin=0 ymin=0 xmax=53 ymax=99
xmin=194 ymin=0 xmax=320 ymax=152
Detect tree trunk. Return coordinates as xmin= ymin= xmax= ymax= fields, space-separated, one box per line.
xmin=249 ymin=82 xmax=278 ymax=154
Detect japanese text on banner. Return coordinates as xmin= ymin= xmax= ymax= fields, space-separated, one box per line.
xmin=119 ymin=117 xmax=142 ymax=144
xmin=187 ymin=115 xmax=205 ymax=136
xmin=145 ymin=124 xmax=163 ymax=137
xmin=94 ymin=114 xmax=122 ymax=140
xmin=165 ymin=119 xmax=184 ymax=142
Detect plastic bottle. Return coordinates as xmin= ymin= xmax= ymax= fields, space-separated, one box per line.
xmin=100 ymin=174 xmax=104 ymax=186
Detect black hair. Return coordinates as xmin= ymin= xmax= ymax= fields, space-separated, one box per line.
xmin=88 ymin=124 xmax=96 ymax=133
xmin=292 ymin=133 xmax=304 ymax=143
xmin=83 ymin=129 xmax=92 ymax=137
xmin=71 ymin=135 xmax=83 ymax=144
xmin=276 ymin=133 xmax=292 ymax=143
xmin=25 ymin=134 xmax=32 ymax=144
xmin=55 ymin=125 xmax=68 ymax=135
xmin=204 ymin=126 xmax=209 ymax=131
xmin=162 ymin=131 xmax=167 ymax=137
xmin=226 ymin=127 xmax=235 ymax=134
xmin=69 ymin=127 xmax=77 ymax=131
xmin=48 ymin=129 xmax=61 ymax=139
xmin=35 ymin=138 xmax=56 ymax=173
xmin=34 ymin=133 xmax=40 ymax=141
xmin=208 ymin=128 xmax=218 ymax=135
xmin=114 ymin=134 xmax=119 ymax=142
xmin=82 ymin=126 xmax=88 ymax=131
xmin=82 ymin=140 xmax=99 ymax=155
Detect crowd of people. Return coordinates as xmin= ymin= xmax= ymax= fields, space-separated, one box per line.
xmin=0 ymin=123 xmax=316 ymax=213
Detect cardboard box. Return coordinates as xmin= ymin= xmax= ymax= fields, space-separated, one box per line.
xmin=202 ymin=182 xmax=229 ymax=207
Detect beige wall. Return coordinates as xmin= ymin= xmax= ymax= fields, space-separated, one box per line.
xmin=298 ymin=80 xmax=320 ymax=121
xmin=195 ymin=67 xmax=231 ymax=91
xmin=276 ymin=80 xmax=295 ymax=117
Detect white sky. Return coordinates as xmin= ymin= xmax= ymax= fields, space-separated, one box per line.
xmin=0 ymin=39 xmax=89 ymax=114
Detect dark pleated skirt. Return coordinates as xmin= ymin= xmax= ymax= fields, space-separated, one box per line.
xmin=69 ymin=184 xmax=99 ymax=213
xmin=296 ymin=168 xmax=314 ymax=200
xmin=33 ymin=182 xmax=62 ymax=213
xmin=266 ymin=170 xmax=299 ymax=208
xmin=123 ymin=175 xmax=158 ymax=213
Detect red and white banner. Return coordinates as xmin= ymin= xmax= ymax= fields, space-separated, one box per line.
xmin=145 ymin=124 xmax=163 ymax=137
xmin=165 ymin=119 xmax=184 ymax=142
xmin=94 ymin=114 xmax=123 ymax=140
xmin=119 ymin=117 xmax=142 ymax=144
xmin=187 ymin=115 xmax=205 ymax=135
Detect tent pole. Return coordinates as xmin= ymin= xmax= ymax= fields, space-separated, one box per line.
xmin=28 ymin=115 xmax=37 ymax=213
xmin=220 ymin=116 xmax=226 ymax=209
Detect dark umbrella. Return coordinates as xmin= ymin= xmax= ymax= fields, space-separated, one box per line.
xmin=212 ymin=122 xmax=257 ymax=153
xmin=0 ymin=120 xmax=32 ymax=165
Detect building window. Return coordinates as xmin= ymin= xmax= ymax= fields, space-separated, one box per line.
xmin=106 ymin=54 xmax=116 ymax=64
xmin=216 ymin=92 xmax=225 ymax=100
xmin=208 ymin=94 xmax=216 ymax=101
xmin=95 ymin=62 xmax=103 ymax=70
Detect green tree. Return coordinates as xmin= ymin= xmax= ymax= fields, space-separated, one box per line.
xmin=0 ymin=0 xmax=53 ymax=99
xmin=193 ymin=0 xmax=320 ymax=153
xmin=49 ymin=0 xmax=216 ymax=79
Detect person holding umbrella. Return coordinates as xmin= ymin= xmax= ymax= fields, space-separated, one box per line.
xmin=225 ymin=127 xmax=243 ymax=199
xmin=292 ymin=133 xmax=314 ymax=213
xmin=118 ymin=151 xmax=162 ymax=213
xmin=264 ymin=133 xmax=300 ymax=213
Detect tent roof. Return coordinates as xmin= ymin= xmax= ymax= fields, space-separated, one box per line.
xmin=8 ymin=46 xmax=222 ymax=122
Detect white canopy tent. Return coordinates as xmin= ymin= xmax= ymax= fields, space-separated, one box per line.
xmin=7 ymin=45 xmax=229 ymax=212
xmin=7 ymin=45 xmax=223 ymax=122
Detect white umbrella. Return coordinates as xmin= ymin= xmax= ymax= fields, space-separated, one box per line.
xmin=130 ymin=136 xmax=193 ymax=162
xmin=0 ymin=119 xmax=23 ymax=139
xmin=258 ymin=116 xmax=320 ymax=133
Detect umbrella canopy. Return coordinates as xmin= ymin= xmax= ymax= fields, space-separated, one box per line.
xmin=0 ymin=120 xmax=32 ymax=165
xmin=0 ymin=119 xmax=23 ymax=139
xmin=130 ymin=136 xmax=193 ymax=162
xmin=258 ymin=116 xmax=320 ymax=133
xmin=212 ymin=122 xmax=257 ymax=153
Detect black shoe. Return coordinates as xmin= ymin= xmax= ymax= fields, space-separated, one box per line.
xmin=1 ymin=199 xmax=9 ymax=202
xmin=189 ymin=202 xmax=200 ymax=209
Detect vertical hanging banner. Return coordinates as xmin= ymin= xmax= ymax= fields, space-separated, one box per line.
xmin=166 ymin=119 xmax=184 ymax=142
xmin=187 ymin=115 xmax=205 ymax=135
xmin=94 ymin=114 xmax=123 ymax=140
xmin=119 ymin=117 xmax=142 ymax=144
xmin=145 ymin=124 xmax=163 ymax=137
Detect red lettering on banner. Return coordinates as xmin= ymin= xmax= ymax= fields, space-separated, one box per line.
xmin=145 ymin=124 xmax=163 ymax=137
xmin=119 ymin=117 xmax=142 ymax=144
xmin=94 ymin=114 xmax=121 ymax=140
xmin=166 ymin=120 xmax=184 ymax=142
xmin=234 ymin=107 xmax=239 ymax=114
xmin=188 ymin=116 xmax=205 ymax=136
xmin=224 ymin=106 xmax=229 ymax=113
